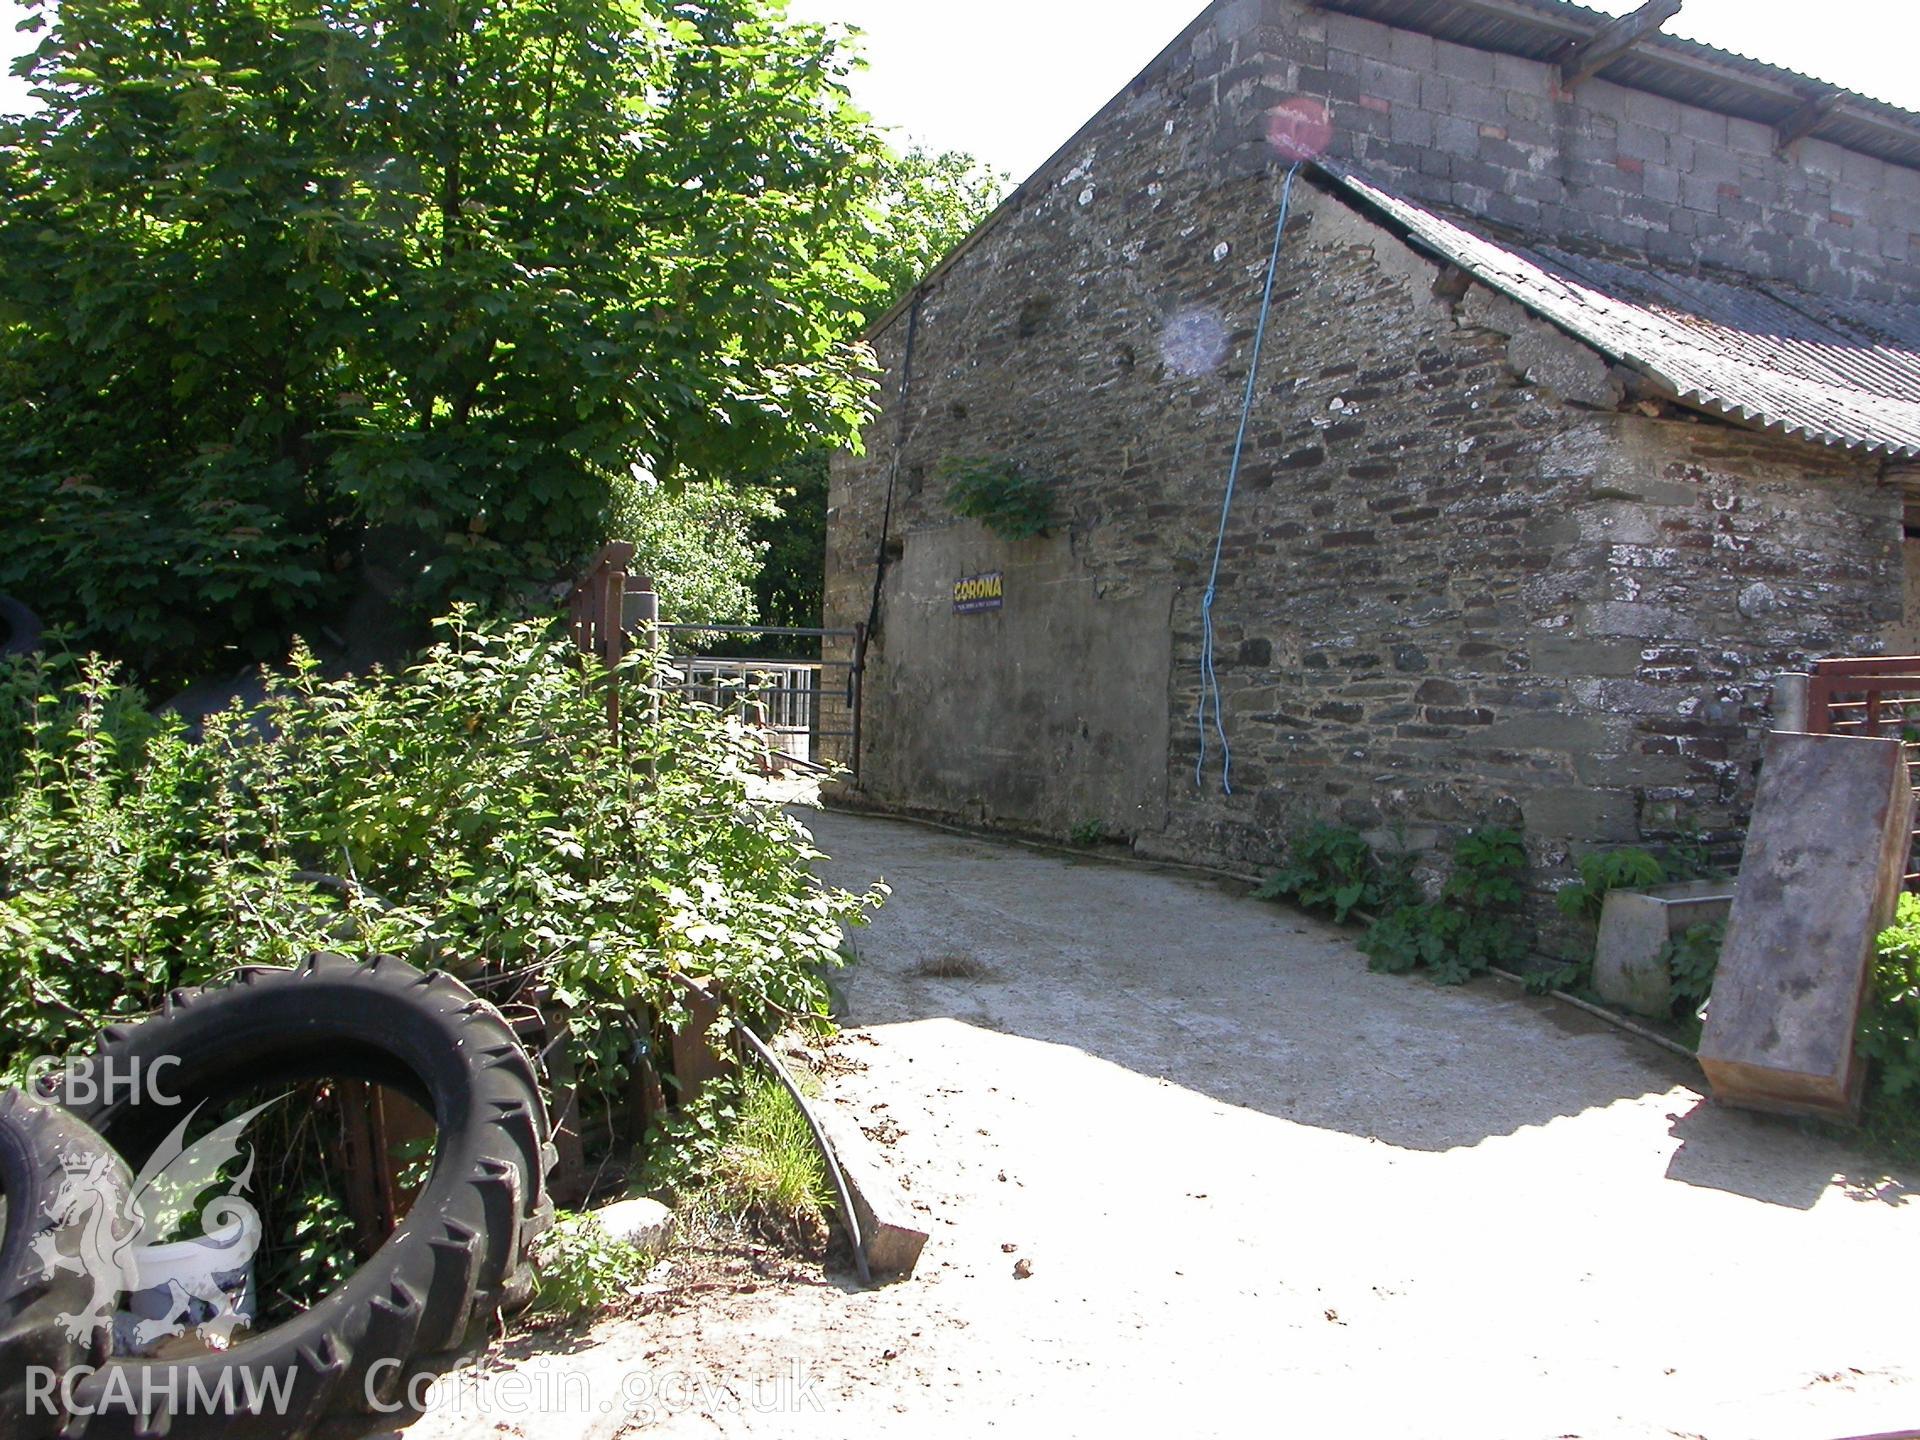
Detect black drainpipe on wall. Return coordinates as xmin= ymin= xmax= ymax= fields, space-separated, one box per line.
xmin=864 ymin=291 xmax=924 ymax=642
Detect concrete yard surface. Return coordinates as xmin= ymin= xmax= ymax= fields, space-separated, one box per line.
xmin=365 ymin=806 xmax=1919 ymax=1440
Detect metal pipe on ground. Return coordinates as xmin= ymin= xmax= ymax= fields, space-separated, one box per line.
xmin=731 ymin=1024 xmax=872 ymax=1287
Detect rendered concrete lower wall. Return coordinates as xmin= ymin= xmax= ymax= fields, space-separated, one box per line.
xmin=858 ymin=522 xmax=1173 ymax=841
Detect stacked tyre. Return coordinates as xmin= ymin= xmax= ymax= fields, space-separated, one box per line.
xmin=0 ymin=1090 xmax=128 ymax=1439
xmin=0 ymin=954 xmax=556 ymax=1440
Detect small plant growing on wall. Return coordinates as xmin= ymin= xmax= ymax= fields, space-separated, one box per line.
xmin=1553 ymin=847 xmax=1667 ymax=924
xmin=938 ymin=456 xmax=1057 ymax=540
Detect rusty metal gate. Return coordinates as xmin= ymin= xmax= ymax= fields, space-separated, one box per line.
xmin=567 ymin=542 xmax=867 ymax=779
xmin=1805 ymin=654 xmax=1920 ymax=889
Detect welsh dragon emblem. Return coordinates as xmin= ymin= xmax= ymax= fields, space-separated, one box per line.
xmin=33 ymin=1097 xmax=281 ymax=1352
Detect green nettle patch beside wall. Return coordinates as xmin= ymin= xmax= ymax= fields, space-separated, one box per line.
xmin=1257 ymin=824 xmax=1920 ymax=1156
xmin=1254 ymin=821 xmax=1530 ymax=985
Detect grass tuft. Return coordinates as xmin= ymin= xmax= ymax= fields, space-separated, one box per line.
xmin=709 ymin=1074 xmax=831 ymax=1227
xmin=912 ymin=952 xmax=991 ymax=980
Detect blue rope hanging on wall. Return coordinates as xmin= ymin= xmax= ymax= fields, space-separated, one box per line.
xmin=1196 ymin=160 xmax=1304 ymax=796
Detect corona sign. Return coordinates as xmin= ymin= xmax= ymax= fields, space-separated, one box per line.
xmin=952 ymin=572 xmax=1004 ymax=615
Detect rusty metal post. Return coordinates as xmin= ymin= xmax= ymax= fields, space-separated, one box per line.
xmin=1806 ymin=671 xmax=1835 ymax=734
xmin=568 ymin=542 xmax=636 ymax=739
xmin=336 ymin=1080 xmax=397 ymax=1259
xmin=668 ymin=977 xmax=734 ymax=1106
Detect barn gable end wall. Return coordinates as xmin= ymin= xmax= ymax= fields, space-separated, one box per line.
xmin=825 ymin=0 xmax=1903 ymax=944
xmin=1205 ymin=0 xmax=1917 ymax=303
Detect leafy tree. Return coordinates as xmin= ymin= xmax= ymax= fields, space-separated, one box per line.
xmin=867 ymin=145 xmax=1006 ymax=306
xmin=747 ymin=448 xmax=828 ymax=646
xmin=611 ymin=473 xmax=774 ymax=628
xmin=740 ymin=145 xmax=1004 ymax=647
xmin=0 ymin=0 xmax=900 ymax=682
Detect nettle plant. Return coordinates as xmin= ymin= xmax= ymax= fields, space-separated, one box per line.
xmin=1554 ymin=847 xmax=1668 ymax=925
xmin=1360 ymin=827 xmax=1531 ymax=986
xmin=1254 ymin=821 xmax=1531 ymax=984
xmin=1254 ymin=822 xmax=1385 ymax=925
xmin=0 ymin=612 xmax=884 ymax=1096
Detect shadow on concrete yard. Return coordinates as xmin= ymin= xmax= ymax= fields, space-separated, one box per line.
xmin=807 ymin=806 xmax=1914 ymax=1206
xmin=1664 ymin=1097 xmax=1912 ymax=1211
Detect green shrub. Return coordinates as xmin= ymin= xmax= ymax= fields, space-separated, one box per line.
xmin=1554 ymin=847 xmax=1667 ymax=924
xmin=0 ymin=611 xmax=885 ymax=1105
xmin=1867 ymin=894 xmax=1920 ymax=1103
xmin=531 ymin=1211 xmax=655 ymax=1317
xmin=1360 ymin=827 xmax=1531 ymax=986
xmin=0 ymin=644 xmax=162 ymax=802
xmin=938 ymin=457 xmax=1057 ymax=541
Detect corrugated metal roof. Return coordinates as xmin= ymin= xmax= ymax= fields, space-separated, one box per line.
xmin=1327 ymin=166 xmax=1920 ymax=459
xmin=1317 ymin=0 xmax=1920 ymax=172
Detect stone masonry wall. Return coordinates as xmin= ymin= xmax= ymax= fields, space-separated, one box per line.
xmin=825 ymin=0 xmax=1904 ymax=944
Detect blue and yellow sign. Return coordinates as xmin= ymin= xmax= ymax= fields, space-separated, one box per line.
xmin=953 ymin=571 xmax=1004 ymax=615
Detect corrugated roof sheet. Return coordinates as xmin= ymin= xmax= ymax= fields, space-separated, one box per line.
xmin=1327 ymin=166 xmax=1920 ymax=459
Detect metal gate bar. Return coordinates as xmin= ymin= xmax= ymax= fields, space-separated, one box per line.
xmin=567 ymin=550 xmax=869 ymax=781
xmin=652 ymin=621 xmax=867 ymax=781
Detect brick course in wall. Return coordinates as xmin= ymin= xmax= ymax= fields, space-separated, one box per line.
xmin=825 ymin=0 xmax=1908 ymax=947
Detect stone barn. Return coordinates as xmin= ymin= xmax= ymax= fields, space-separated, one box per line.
xmin=822 ymin=0 xmax=1920 ymax=929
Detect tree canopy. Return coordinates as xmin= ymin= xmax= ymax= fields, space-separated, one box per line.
xmin=742 ymin=143 xmax=1003 ymax=648
xmin=0 ymin=0 xmax=987 ymax=678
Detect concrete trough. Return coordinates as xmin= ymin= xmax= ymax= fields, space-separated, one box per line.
xmin=1593 ymin=880 xmax=1737 ymax=1018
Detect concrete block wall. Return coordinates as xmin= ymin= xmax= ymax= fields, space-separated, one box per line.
xmin=1208 ymin=0 xmax=1920 ymax=304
